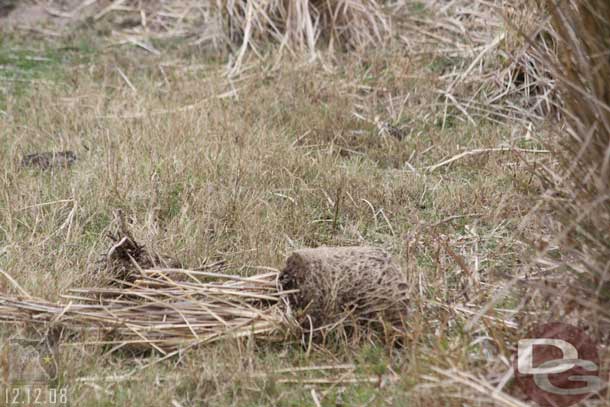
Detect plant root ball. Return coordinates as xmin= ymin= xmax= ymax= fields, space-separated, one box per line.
xmin=279 ymin=246 xmax=409 ymax=339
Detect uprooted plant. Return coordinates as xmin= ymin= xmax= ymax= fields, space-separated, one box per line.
xmin=0 ymin=242 xmax=410 ymax=358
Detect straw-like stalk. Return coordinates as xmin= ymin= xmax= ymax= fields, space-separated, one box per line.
xmin=531 ymin=0 xmax=610 ymax=337
xmin=395 ymin=0 xmax=555 ymax=125
xmin=0 ymin=246 xmax=411 ymax=354
xmin=0 ymin=269 xmax=290 ymax=353
xmin=219 ymin=0 xmax=390 ymax=72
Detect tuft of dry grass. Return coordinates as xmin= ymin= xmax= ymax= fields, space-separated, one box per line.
xmin=395 ymin=0 xmax=555 ymax=125
xmin=526 ymin=0 xmax=610 ymax=339
xmin=0 ymin=244 xmax=411 ymax=357
xmin=220 ymin=0 xmax=390 ymax=73
xmin=0 ymin=266 xmax=286 ymax=354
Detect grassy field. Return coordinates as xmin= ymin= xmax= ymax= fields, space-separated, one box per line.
xmin=0 ymin=1 xmax=607 ymax=406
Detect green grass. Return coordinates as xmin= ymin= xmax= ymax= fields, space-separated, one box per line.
xmin=0 ymin=33 xmax=98 ymax=112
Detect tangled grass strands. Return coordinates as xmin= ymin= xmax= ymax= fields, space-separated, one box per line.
xmin=221 ymin=0 xmax=391 ymax=74
xmin=0 ymin=245 xmax=409 ymax=358
xmin=0 ymin=269 xmax=286 ymax=353
xmin=395 ymin=0 xmax=554 ymax=123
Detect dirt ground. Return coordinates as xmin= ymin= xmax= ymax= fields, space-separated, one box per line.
xmin=0 ymin=0 xmax=84 ymax=28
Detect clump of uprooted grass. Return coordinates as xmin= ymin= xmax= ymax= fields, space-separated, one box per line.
xmin=0 ymin=267 xmax=288 ymax=354
xmin=395 ymin=0 xmax=554 ymax=125
xmin=95 ymin=210 xmax=182 ymax=284
xmin=526 ymin=0 xmax=610 ymax=339
xmin=220 ymin=0 xmax=390 ymax=72
xmin=0 ymin=244 xmax=411 ymax=356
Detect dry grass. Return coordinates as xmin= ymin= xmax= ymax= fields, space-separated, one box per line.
xmin=523 ymin=0 xmax=610 ymax=339
xmin=220 ymin=0 xmax=390 ymax=73
xmin=0 ymin=266 xmax=286 ymax=353
xmin=0 ymin=0 xmax=607 ymax=405
xmin=0 ymin=44 xmax=535 ymax=404
xmin=395 ymin=0 xmax=555 ymax=125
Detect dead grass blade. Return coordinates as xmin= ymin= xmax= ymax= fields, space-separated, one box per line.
xmin=525 ymin=0 xmax=610 ymax=339
xmin=0 ymin=268 xmax=286 ymax=353
xmin=220 ymin=0 xmax=391 ymax=74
